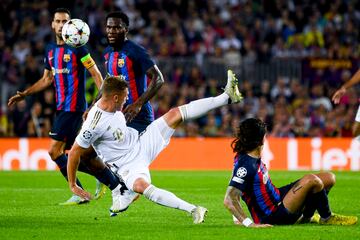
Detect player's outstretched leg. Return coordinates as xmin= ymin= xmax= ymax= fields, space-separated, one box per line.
xmin=143 ymin=184 xmax=208 ymax=224
xmin=191 ymin=206 xmax=208 ymax=224
xmin=224 ymin=69 xmax=243 ymax=103
xmin=176 ymin=69 xmax=242 ymax=122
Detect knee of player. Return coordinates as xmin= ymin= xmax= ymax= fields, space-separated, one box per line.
xmin=326 ymin=172 xmax=336 ymax=187
xmin=132 ymin=178 xmax=150 ymax=194
xmin=163 ymin=107 xmax=182 ymax=128
xmin=304 ymin=174 xmax=324 ymax=190
xmin=48 ymin=148 xmax=61 ymax=160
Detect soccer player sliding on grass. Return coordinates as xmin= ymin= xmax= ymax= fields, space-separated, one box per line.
xmin=67 ymin=70 xmax=242 ymax=223
xmin=224 ymin=118 xmax=358 ymax=227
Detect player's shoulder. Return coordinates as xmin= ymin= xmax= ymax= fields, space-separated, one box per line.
xmin=234 ymin=154 xmax=258 ymax=176
xmin=45 ymin=42 xmax=57 ymax=52
xmin=125 ymin=40 xmax=147 ymax=52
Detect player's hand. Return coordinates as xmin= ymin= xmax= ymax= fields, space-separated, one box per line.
xmin=249 ymin=223 xmax=273 ymax=228
xmin=70 ymin=184 xmax=92 ymax=201
xmin=8 ymin=91 xmax=26 ymax=106
xmin=234 ymin=220 xmax=272 ymax=228
xmin=123 ymin=102 xmax=142 ymax=122
xmin=332 ymin=87 xmax=346 ymax=104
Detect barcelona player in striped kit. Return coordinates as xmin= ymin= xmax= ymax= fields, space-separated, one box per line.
xmin=8 ymin=8 xmax=117 ymax=205
xmin=103 ymin=11 xmax=164 ymax=133
xmin=224 ymin=118 xmax=357 ymax=227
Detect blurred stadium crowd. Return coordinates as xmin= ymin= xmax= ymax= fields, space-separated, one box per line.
xmin=0 ymin=0 xmax=359 ymax=138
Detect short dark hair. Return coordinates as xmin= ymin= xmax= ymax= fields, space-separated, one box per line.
xmin=231 ymin=118 xmax=267 ymax=154
xmin=106 ymin=11 xmax=129 ymax=27
xmin=53 ymin=8 xmax=71 ymax=17
xmin=102 ymin=75 xmax=128 ymax=96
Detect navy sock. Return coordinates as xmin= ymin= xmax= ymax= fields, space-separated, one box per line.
xmin=303 ymin=196 xmax=317 ymax=218
xmin=303 ymin=189 xmax=331 ymax=218
xmin=93 ymin=167 xmax=120 ymax=190
xmin=54 ymin=154 xmax=84 ymax=189
xmin=314 ymin=189 xmax=332 ymax=219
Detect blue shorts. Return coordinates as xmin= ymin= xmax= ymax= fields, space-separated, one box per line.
xmin=262 ymin=180 xmax=301 ymax=225
xmin=50 ymin=111 xmax=83 ymax=150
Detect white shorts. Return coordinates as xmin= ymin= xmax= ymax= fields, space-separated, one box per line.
xmin=112 ymin=117 xmax=175 ymax=191
xmin=356 ymin=105 xmax=360 ymax=122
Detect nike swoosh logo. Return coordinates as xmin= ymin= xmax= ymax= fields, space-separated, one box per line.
xmin=49 ymin=132 xmax=58 ymax=136
xmin=49 ymin=57 xmax=54 ymax=61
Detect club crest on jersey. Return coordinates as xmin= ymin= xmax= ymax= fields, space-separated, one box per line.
xmin=236 ymin=167 xmax=247 ymax=178
xmin=118 ymin=58 xmax=125 ymax=67
xmin=63 ymin=54 xmax=71 ymax=62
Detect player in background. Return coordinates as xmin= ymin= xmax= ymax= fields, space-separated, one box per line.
xmin=332 ymin=69 xmax=360 ymax=137
xmin=103 ymin=11 xmax=164 ymax=133
xmin=7 ymin=8 xmax=115 ymax=205
xmin=66 ymin=70 xmax=242 ymax=223
xmin=86 ymin=10 xmax=165 ymax=200
xmin=224 ymin=118 xmax=358 ymax=227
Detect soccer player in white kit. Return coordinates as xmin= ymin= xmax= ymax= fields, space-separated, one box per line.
xmin=332 ymin=69 xmax=360 ymax=137
xmin=67 ymin=70 xmax=243 ymax=224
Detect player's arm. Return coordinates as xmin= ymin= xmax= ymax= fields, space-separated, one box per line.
xmin=332 ymin=69 xmax=360 ymax=104
xmin=67 ymin=142 xmax=92 ymax=200
xmin=124 ymin=65 xmax=164 ymax=122
xmin=81 ymin=53 xmax=103 ymax=90
xmin=224 ymin=186 xmax=272 ymax=228
xmin=8 ymin=69 xmax=53 ymax=106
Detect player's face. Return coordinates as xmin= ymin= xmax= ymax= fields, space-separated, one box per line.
xmin=106 ymin=17 xmax=128 ymax=46
xmin=114 ymin=89 xmax=129 ymax=111
xmin=52 ymin=12 xmax=70 ymax=41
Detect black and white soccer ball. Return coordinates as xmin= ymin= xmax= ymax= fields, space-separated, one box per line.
xmin=61 ymin=19 xmax=90 ymax=47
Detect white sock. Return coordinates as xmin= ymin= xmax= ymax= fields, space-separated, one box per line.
xmin=143 ymin=185 xmax=196 ymax=213
xmin=178 ymin=93 xmax=229 ymax=121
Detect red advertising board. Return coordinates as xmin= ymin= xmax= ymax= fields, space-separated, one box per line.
xmin=0 ymin=138 xmax=359 ymax=171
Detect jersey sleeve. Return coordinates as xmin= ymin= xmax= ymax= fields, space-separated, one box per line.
xmin=133 ymin=44 xmax=155 ymax=73
xmin=77 ymin=46 xmax=96 ymax=69
xmin=229 ymin=161 xmax=256 ymax=192
xmin=75 ymin=113 xmax=100 ymax=148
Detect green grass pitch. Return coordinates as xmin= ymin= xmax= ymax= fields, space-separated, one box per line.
xmin=0 ymin=170 xmax=359 ymax=240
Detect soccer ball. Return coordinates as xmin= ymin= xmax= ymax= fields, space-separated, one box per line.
xmin=62 ymin=19 xmax=90 ymax=47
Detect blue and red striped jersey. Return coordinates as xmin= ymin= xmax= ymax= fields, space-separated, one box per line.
xmin=229 ymin=154 xmax=281 ymax=224
xmin=44 ymin=43 xmax=89 ymax=112
xmin=103 ymin=40 xmax=155 ymax=129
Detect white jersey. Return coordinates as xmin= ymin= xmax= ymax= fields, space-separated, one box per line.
xmin=75 ymin=102 xmax=139 ymax=165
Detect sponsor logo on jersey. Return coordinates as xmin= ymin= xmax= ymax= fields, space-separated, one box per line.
xmin=232 ymin=176 xmax=244 ymax=184
xmin=51 ymin=67 xmax=70 ymax=75
xmin=118 ymin=58 xmax=125 ymax=67
xmin=63 ymin=54 xmax=71 ymax=62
